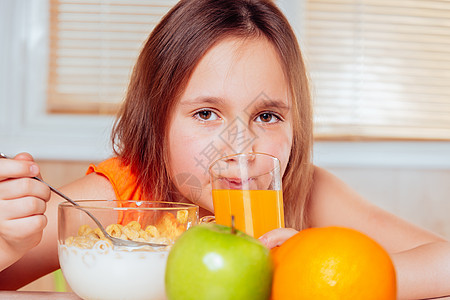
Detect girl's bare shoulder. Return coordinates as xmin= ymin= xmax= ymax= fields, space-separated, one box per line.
xmin=307 ymin=166 xmax=355 ymax=227
xmin=58 ymin=172 xmax=117 ymax=200
xmin=309 ymin=165 xmax=353 ymax=206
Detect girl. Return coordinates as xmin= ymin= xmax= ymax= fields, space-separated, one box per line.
xmin=0 ymin=0 xmax=449 ymax=298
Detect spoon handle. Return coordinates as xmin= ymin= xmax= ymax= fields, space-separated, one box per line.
xmin=32 ymin=176 xmax=80 ymax=207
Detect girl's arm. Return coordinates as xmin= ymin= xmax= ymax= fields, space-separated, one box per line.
xmin=392 ymin=241 xmax=450 ymax=299
xmin=309 ymin=166 xmax=450 ymax=300
xmin=0 ymin=156 xmax=115 ymax=290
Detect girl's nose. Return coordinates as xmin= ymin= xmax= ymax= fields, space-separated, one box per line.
xmin=219 ymin=118 xmax=257 ymax=155
xmin=223 ymin=152 xmax=256 ymax=164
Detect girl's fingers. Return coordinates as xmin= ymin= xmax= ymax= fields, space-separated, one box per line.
xmin=0 ymin=214 xmax=47 ymax=244
xmin=0 ymin=178 xmax=51 ymax=201
xmin=14 ymin=153 xmax=43 ymax=178
xmin=0 ymin=153 xmax=47 ymax=252
xmin=0 ymin=197 xmax=47 ymax=220
xmin=259 ymin=228 xmax=298 ymax=249
xmin=14 ymin=152 xmax=35 ymax=162
xmin=0 ymin=159 xmax=39 ymax=181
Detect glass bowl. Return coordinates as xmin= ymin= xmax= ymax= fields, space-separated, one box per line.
xmin=58 ymin=200 xmax=199 ymax=300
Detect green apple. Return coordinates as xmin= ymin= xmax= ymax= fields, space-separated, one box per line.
xmin=165 ymin=223 xmax=273 ymax=300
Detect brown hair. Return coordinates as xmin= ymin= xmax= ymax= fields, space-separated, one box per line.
xmin=112 ymin=0 xmax=314 ymax=230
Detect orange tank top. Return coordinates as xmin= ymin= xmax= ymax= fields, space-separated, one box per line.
xmin=87 ymin=157 xmax=149 ymax=224
xmin=86 ymin=157 xmax=144 ymax=201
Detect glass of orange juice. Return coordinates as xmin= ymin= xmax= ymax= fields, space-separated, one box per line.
xmin=209 ymin=152 xmax=284 ymax=238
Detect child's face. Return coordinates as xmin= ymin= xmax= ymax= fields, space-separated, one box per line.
xmin=168 ymin=37 xmax=293 ymax=211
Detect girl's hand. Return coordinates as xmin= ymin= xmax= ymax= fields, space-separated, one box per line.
xmin=0 ymin=153 xmax=51 ymax=271
xmin=259 ymin=228 xmax=298 ymax=249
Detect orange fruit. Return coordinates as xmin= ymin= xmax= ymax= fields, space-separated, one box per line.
xmin=271 ymin=226 xmax=396 ymax=300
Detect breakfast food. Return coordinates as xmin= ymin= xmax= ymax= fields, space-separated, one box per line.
xmin=165 ymin=223 xmax=273 ymax=300
xmin=59 ymin=211 xmax=189 ymax=300
xmin=271 ymin=226 xmax=396 ymax=300
xmin=59 ymin=244 xmax=168 ymax=300
xmin=65 ymin=210 xmax=189 ymax=250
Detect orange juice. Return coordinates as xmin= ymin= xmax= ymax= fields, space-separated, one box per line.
xmin=212 ymin=189 xmax=284 ymax=238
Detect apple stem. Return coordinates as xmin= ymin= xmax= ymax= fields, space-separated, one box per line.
xmin=231 ymin=215 xmax=236 ymax=235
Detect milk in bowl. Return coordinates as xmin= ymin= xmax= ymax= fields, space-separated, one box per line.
xmin=58 ymin=200 xmax=199 ymax=300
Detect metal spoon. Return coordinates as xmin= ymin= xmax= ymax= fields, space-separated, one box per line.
xmin=0 ymin=153 xmax=167 ymax=248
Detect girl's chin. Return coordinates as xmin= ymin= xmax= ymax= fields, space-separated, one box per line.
xmin=190 ymin=193 xmax=214 ymax=212
xmin=174 ymin=182 xmax=213 ymax=211
xmin=193 ymin=198 xmax=214 ymax=213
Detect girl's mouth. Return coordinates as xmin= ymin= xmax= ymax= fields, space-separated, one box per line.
xmin=219 ymin=177 xmax=254 ymax=189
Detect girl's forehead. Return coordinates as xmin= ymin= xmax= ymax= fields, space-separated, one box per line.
xmin=179 ymin=36 xmax=290 ymax=109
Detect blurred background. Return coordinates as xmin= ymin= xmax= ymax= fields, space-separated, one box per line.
xmin=1 ymin=0 xmax=450 ymax=291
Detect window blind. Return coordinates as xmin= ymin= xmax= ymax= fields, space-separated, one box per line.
xmin=48 ymin=0 xmax=450 ymax=140
xmin=47 ymin=0 xmax=177 ymax=114
xmin=304 ymin=0 xmax=450 ymax=140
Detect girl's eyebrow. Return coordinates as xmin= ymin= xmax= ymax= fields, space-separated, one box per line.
xmin=180 ymin=96 xmax=226 ymax=107
xmin=180 ymin=96 xmax=290 ymax=113
xmin=251 ymin=99 xmax=290 ymax=113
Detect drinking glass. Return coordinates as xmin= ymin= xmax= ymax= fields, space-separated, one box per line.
xmin=209 ymin=153 xmax=284 ymax=238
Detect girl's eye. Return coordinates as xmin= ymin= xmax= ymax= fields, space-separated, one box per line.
xmin=194 ymin=110 xmax=219 ymax=121
xmin=255 ymin=112 xmax=281 ymax=124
